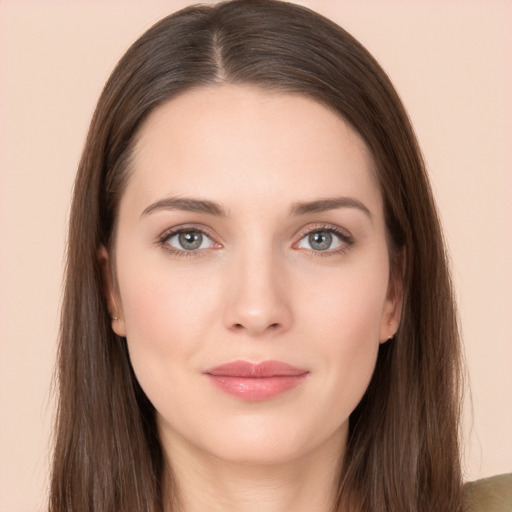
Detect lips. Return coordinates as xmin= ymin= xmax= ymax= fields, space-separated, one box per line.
xmin=203 ymin=360 xmax=309 ymax=400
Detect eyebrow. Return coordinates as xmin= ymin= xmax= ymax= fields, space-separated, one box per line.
xmin=290 ymin=197 xmax=372 ymax=219
xmin=141 ymin=197 xmax=227 ymax=217
xmin=141 ymin=195 xmax=372 ymax=220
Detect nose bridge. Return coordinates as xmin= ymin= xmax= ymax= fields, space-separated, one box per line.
xmin=223 ymin=237 xmax=291 ymax=336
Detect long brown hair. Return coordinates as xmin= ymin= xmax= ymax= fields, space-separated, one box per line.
xmin=50 ymin=1 xmax=463 ymax=510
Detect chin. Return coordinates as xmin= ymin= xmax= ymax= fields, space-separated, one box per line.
xmin=213 ymin=435 xmax=305 ymax=466
xmin=167 ymin=411 xmax=347 ymax=468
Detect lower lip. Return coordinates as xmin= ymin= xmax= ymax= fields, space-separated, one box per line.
xmin=206 ymin=374 xmax=308 ymax=400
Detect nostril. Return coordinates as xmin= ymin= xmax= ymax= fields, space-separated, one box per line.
xmin=230 ymin=321 xmax=281 ymax=334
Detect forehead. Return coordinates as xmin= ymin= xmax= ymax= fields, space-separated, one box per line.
xmin=124 ymin=84 xmax=382 ymax=217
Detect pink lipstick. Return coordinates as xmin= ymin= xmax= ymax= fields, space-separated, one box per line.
xmin=203 ymin=360 xmax=309 ymax=400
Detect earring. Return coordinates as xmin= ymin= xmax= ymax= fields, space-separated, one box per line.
xmin=112 ymin=316 xmax=119 ymax=321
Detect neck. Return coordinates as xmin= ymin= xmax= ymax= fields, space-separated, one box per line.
xmin=161 ymin=428 xmax=346 ymax=512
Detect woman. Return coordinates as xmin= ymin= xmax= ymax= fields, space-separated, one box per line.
xmin=50 ymin=0 xmax=466 ymax=510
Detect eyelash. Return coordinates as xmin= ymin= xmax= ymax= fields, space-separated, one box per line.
xmin=293 ymin=223 xmax=355 ymax=257
xmin=156 ymin=224 xmax=219 ymax=258
xmin=156 ymin=223 xmax=355 ymax=258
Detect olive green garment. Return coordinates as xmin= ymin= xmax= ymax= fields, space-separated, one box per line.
xmin=464 ymin=473 xmax=512 ymax=512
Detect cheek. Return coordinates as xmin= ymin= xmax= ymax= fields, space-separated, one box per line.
xmin=299 ymin=262 xmax=388 ymax=409
xmin=304 ymin=259 xmax=388 ymax=343
xmin=115 ymin=259 xmax=220 ymax=397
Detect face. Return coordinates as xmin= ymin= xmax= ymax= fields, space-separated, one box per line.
xmin=102 ymin=85 xmax=401 ymax=467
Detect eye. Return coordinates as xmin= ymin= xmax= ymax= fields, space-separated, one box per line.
xmin=297 ymin=230 xmax=341 ymax=251
xmin=163 ymin=229 xmax=217 ymax=252
xmin=294 ymin=227 xmax=354 ymax=254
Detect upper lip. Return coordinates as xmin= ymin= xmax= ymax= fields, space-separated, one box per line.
xmin=204 ymin=360 xmax=309 ymax=378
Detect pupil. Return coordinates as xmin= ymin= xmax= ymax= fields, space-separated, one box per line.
xmin=309 ymin=231 xmax=332 ymax=251
xmin=179 ymin=231 xmax=202 ymax=250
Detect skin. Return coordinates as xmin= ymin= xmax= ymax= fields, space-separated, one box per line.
xmin=100 ymin=84 xmax=402 ymax=512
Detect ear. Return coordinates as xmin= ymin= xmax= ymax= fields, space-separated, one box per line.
xmin=379 ymin=250 xmax=405 ymax=344
xmin=98 ymin=245 xmax=126 ymax=337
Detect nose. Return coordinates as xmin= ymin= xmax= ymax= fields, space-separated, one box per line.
xmin=222 ymin=248 xmax=293 ymax=337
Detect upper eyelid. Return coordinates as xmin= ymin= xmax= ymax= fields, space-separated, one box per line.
xmin=159 ymin=224 xmax=219 ymax=242
xmin=294 ymin=222 xmax=353 ymax=240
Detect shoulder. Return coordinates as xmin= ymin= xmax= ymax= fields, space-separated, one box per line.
xmin=464 ymin=473 xmax=512 ymax=512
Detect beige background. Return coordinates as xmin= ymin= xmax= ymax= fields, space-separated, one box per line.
xmin=0 ymin=1 xmax=511 ymax=510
